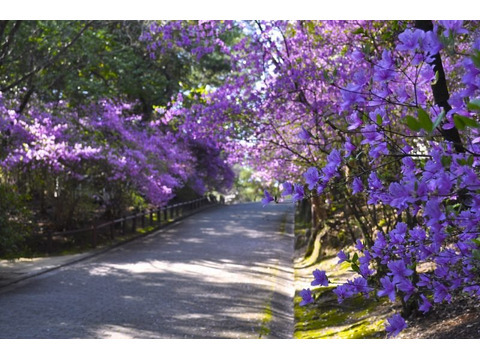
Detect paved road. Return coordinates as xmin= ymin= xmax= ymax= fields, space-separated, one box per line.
xmin=0 ymin=202 xmax=294 ymax=339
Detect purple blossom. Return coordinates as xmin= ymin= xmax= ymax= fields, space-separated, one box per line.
xmin=341 ymin=83 xmax=365 ymax=110
xmin=352 ymin=277 xmax=372 ymax=295
xmin=422 ymin=30 xmax=443 ymax=55
xmin=347 ymin=112 xmax=363 ymax=130
xmin=344 ymin=138 xmax=356 ymax=157
xmin=424 ymin=198 xmax=446 ymax=227
xmin=438 ymin=20 xmax=468 ymax=37
xmin=378 ymin=276 xmax=397 ymax=302
xmin=333 ymin=283 xmax=354 ymax=303
xmin=373 ymin=50 xmax=396 ymax=82
xmin=355 ymin=239 xmax=365 ymax=252
xmin=387 ymin=260 xmax=414 ymax=284
xmin=385 ymin=314 xmax=407 ymax=338
xmin=298 ymin=125 xmax=311 ymax=141
xmin=261 ymin=190 xmax=274 ymax=207
xmin=433 ymin=281 xmax=452 ymax=303
xmin=371 ymin=232 xmax=387 ymax=259
xmin=419 ymin=294 xmax=432 ymax=314
xmin=304 ymin=167 xmax=320 ymax=190
xmin=299 ymin=288 xmax=314 ymax=306
xmin=396 ymin=278 xmax=416 ymax=301
xmin=352 ymin=177 xmax=364 ymax=194
xmin=337 ymin=250 xmax=348 ymax=264
xmin=311 ymin=269 xmax=329 ymax=287
xmin=292 ymin=183 xmax=305 ymax=202
xmin=281 ymin=181 xmax=293 ymax=196
xmin=396 ymin=28 xmax=424 ymax=52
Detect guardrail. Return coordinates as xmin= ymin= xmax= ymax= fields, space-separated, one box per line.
xmin=32 ymin=196 xmax=219 ymax=255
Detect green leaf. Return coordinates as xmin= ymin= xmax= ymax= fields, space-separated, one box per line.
xmin=432 ymin=110 xmax=445 ymax=131
xmin=473 ymin=249 xmax=480 ymax=260
xmin=454 ymin=114 xmax=466 ymax=130
xmin=472 ymin=51 xmax=480 ymax=69
xmin=441 ymin=155 xmax=452 ymax=168
xmin=467 ymin=99 xmax=480 ymax=112
xmin=376 ymin=114 xmax=383 ymax=125
xmin=352 ymin=252 xmax=359 ymax=263
xmin=432 ymin=71 xmax=440 ymax=85
xmin=406 ymin=115 xmax=421 ymax=132
xmin=468 ymin=155 xmax=474 ymax=166
xmin=454 ymin=114 xmax=479 ymax=130
xmin=417 ymin=108 xmax=433 ymax=132
xmin=353 ymin=27 xmax=364 ymax=35
xmin=351 ymin=263 xmax=360 ymax=274
xmin=472 ymin=238 xmax=480 ymax=246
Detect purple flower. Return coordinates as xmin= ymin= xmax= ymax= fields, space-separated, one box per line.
xmin=341 ymin=83 xmax=365 ymax=110
xmin=396 ymin=278 xmax=416 ymax=301
xmin=371 ymin=232 xmax=387 ymax=259
xmin=352 ymin=277 xmax=372 ymax=295
xmin=281 ymin=182 xmax=293 ymax=196
xmin=333 ymin=284 xmax=354 ymax=303
xmin=292 ymin=183 xmax=305 ymax=202
xmin=344 ymin=138 xmax=356 ymax=157
xmin=433 ymin=281 xmax=452 ymax=303
xmin=337 ymin=250 xmax=348 ymax=264
xmin=396 ymin=28 xmax=424 ymax=52
xmin=419 ymin=294 xmax=432 ymax=314
xmin=359 ymin=263 xmax=374 ymax=278
xmin=327 ymin=149 xmax=342 ymax=168
xmin=387 ymin=260 xmax=414 ymax=284
xmin=347 ymin=112 xmax=363 ymax=130
xmin=385 ymin=314 xmax=407 ymax=338
xmin=424 ymin=198 xmax=446 ymax=227
xmin=355 ymin=239 xmax=364 ymax=252
xmin=352 ymin=177 xmax=364 ymax=194
xmin=261 ymin=190 xmax=274 ymax=207
xmin=298 ymin=125 xmax=311 ymax=141
xmin=304 ymin=167 xmax=320 ymax=190
xmin=374 ymin=50 xmax=396 ymax=82
xmin=438 ymin=20 xmax=468 ymax=37
xmin=378 ymin=276 xmax=396 ymax=302
xmin=311 ymin=269 xmax=329 ymax=287
xmin=299 ymin=288 xmax=314 ymax=306
xmin=422 ymin=30 xmax=443 ymax=55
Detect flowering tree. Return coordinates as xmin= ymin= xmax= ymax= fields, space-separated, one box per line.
xmin=0 ymin=21 xmax=235 ymax=238
xmin=142 ymin=20 xmax=480 ymax=337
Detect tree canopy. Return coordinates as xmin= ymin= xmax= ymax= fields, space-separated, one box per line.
xmin=1 ymin=20 xmax=480 ymax=337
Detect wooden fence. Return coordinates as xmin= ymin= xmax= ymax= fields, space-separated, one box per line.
xmin=33 ymin=196 xmax=218 ymax=254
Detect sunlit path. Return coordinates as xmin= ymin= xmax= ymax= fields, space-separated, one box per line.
xmin=0 ymin=202 xmax=294 ymax=339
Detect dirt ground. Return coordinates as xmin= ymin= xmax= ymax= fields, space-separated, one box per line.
xmin=398 ymin=295 xmax=480 ymax=339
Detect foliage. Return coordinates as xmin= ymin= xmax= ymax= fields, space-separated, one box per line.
xmin=0 ymin=21 xmax=236 ymax=239
xmin=0 ymin=181 xmax=32 ymax=258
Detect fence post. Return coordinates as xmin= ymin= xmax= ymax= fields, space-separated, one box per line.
xmin=110 ymin=222 xmax=115 ymax=241
xmin=132 ymin=215 xmax=136 ymax=233
xmin=157 ymin=208 xmax=161 ymax=225
xmin=150 ymin=210 xmax=154 ymax=226
xmin=141 ymin=210 xmax=145 ymax=228
xmin=92 ymin=221 xmax=97 ymax=248
xmin=47 ymin=231 xmax=53 ymax=253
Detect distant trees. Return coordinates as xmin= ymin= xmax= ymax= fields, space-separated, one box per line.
xmin=0 ymin=21 xmax=237 ymax=255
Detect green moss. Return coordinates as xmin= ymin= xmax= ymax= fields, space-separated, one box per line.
xmin=258 ymin=302 xmax=273 ymax=338
xmin=294 ymin=285 xmax=389 ymax=339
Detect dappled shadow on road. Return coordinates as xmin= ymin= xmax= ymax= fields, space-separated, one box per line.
xmin=0 ymin=202 xmax=295 ymax=339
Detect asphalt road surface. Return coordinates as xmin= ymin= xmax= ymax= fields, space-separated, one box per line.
xmin=0 ymin=202 xmax=294 ymax=339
